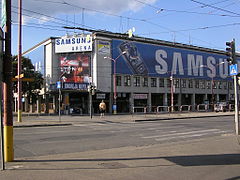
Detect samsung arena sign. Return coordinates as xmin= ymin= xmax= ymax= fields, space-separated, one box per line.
xmin=55 ymin=35 xmax=92 ymax=53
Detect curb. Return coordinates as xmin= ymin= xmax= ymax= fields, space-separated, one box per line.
xmin=14 ymin=123 xmax=72 ymax=128
xmin=134 ymin=114 xmax=234 ymax=122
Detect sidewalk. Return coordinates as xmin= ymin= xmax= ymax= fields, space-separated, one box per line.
xmin=3 ymin=111 xmax=239 ymax=180
xmin=2 ymin=132 xmax=240 ymax=180
xmin=13 ymin=111 xmax=235 ymax=128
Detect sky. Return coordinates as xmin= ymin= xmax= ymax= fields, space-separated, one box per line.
xmin=8 ymin=0 xmax=240 ymax=64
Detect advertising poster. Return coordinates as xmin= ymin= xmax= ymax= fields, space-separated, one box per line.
xmin=59 ymin=53 xmax=90 ymax=84
xmin=98 ymin=40 xmax=111 ymax=55
xmin=112 ymin=40 xmax=232 ymax=80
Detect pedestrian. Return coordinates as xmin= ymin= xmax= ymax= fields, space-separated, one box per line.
xmin=99 ymin=100 xmax=106 ymax=118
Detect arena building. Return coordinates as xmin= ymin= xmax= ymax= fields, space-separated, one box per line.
xmin=26 ymin=31 xmax=236 ymax=114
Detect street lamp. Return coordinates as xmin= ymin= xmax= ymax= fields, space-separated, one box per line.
xmin=104 ymin=51 xmax=126 ymax=114
xmin=170 ymin=74 xmax=174 ymax=112
xmin=57 ymin=71 xmax=68 ymax=122
xmin=200 ymin=62 xmax=224 ymax=111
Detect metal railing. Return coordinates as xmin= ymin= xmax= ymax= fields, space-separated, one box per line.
xmin=132 ymin=106 xmax=147 ymax=114
xmin=197 ymin=104 xmax=208 ymax=112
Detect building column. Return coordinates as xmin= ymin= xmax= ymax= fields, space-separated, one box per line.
xmin=148 ymin=93 xmax=152 ymax=112
xmin=109 ymin=92 xmax=113 ymax=113
xmin=53 ymin=94 xmax=57 ymax=113
xmin=163 ymin=93 xmax=168 ymax=106
xmin=25 ymin=96 xmax=29 ymax=112
xmin=204 ymin=94 xmax=208 ymax=102
xmin=191 ymin=93 xmax=196 ymax=111
xmin=36 ymin=96 xmax=41 ymax=113
xmin=129 ymin=92 xmax=134 ymax=113
xmin=178 ymin=93 xmax=182 ymax=106
xmin=64 ymin=93 xmax=70 ymax=115
xmin=216 ymin=94 xmax=220 ymax=102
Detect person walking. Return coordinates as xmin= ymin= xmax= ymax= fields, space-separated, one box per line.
xmin=99 ymin=100 xmax=106 ymax=118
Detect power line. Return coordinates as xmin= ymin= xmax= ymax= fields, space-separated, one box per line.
xmin=134 ymin=0 xmax=240 ymax=17
xmin=10 ymin=1 xmax=230 ymax=51
xmin=140 ymin=22 xmax=240 ymax=34
xmin=190 ymin=0 xmax=240 ymax=16
xmin=11 ymin=5 xmax=96 ymax=30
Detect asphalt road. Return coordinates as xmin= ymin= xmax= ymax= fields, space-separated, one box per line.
xmin=14 ymin=115 xmax=234 ymax=158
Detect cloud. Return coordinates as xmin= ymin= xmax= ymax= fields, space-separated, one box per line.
xmin=12 ymin=0 xmax=157 ymax=23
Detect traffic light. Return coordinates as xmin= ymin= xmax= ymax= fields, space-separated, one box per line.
xmin=87 ymin=84 xmax=96 ymax=95
xmin=226 ymin=39 xmax=236 ymax=64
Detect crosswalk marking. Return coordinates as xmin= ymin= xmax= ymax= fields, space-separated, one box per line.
xmin=142 ymin=129 xmax=219 ymax=139
xmin=155 ymin=130 xmax=228 ymax=141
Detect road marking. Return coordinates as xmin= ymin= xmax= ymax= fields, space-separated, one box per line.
xmin=155 ymin=131 xmax=228 ymax=141
xmin=142 ymin=129 xmax=220 ymax=139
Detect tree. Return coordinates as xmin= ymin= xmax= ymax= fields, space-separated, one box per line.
xmin=12 ymin=56 xmax=44 ymax=104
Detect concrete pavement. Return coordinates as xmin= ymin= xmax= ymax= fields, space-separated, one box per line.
xmin=1 ymin=111 xmax=238 ymax=180
xmin=1 ymin=132 xmax=240 ymax=179
xmin=13 ymin=111 xmax=235 ymax=127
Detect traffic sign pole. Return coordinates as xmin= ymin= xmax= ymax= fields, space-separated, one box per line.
xmin=57 ymin=81 xmax=61 ymax=122
xmin=234 ymin=75 xmax=239 ymax=135
xmin=227 ymin=39 xmax=239 ymax=136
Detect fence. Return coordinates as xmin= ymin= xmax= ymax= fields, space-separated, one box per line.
xmin=131 ymin=103 xmax=235 ymax=115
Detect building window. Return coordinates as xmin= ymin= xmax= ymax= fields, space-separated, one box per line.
xmin=151 ymin=78 xmax=157 ymax=87
xmin=195 ymin=80 xmax=199 ymax=89
xmin=116 ymin=76 xmax=121 ymax=86
xmin=181 ymin=79 xmax=186 ymax=88
xmin=159 ymin=78 xmax=164 ymax=87
xmin=206 ymin=80 xmax=211 ymax=89
xmin=228 ymin=82 xmax=233 ymax=90
xmin=199 ymin=80 xmax=205 ymax=89
xmin=174 ymin=79 xmax=179 ymax=88
xmin=188 ymin=79 xmax=193 ymax=88
xmin=134 ymin=76 xmax=141 ymax=87
xmin=218 ymin=81 xmax=222 ymax=89
xmin=213 ymin=81 xmax=217 ymax=89
xmin=124 ymin=76 xmax=131 ymax=86
xmin=223 ymin=82 xmax=227 ymax=90
xmin=143 ymin=77 xmax=148 ymax=87
xmin=167 ymin=79 xmax=171 ymax=88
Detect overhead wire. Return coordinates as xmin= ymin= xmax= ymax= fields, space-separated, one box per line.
xmin=10 ymin=0 xmax=239 ymax=51
xmin=190 ymin=0 xmax=240 ymax=16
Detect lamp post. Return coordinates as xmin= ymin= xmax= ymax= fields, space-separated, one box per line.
xmin=57 ymin=73 xmax=67 ymax=122
xmin=104 ymin=51 xmax=126 ymax=114
xmin=170 ymin=74 xmax=174 ymax=112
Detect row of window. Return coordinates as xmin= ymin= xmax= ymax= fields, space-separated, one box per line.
xmin=116 ymin=75 xmax=233 ymax=90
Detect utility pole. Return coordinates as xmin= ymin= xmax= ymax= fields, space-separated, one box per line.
xmin=3 ymin=0 xmax=14 ymax=162
xmin=0 ymin=29 xmax=5 ymax=170
xmin=17 ymin=0 xmax=22 ymax=122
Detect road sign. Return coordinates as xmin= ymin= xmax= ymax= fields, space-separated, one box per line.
xmin=12 ymin=77 xmax=34 ymax=82
xmin=56 ymin=81 xmax=61 ymax=89
xmin=230 ymin=64 xmax=238 ymax=76
xmin=15 ymin=73 xmax=24 ymax=79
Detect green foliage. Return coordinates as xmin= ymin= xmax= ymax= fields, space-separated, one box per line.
xmin=12 ymin=56 xmax=44 ymax=96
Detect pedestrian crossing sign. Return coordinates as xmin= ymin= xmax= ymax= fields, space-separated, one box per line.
xmin=229 ymin=64 xmax=238 ymax=76
xmin=56 ymin=81 xmax=61 ymax=89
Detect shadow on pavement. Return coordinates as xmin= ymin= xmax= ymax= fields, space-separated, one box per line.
xmin=225 ymin=176 xmax=240 ymax=180
xmin=15 ymin=153 xmax=240 ymax=166
xmin=164 ymin=153 xmax=240 ymax=166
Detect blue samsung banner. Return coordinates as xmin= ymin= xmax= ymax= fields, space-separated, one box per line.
xmin=112 ymin=40 xmax=235 ymax=80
